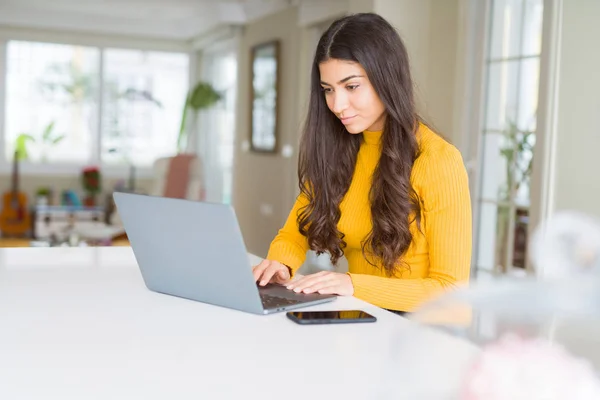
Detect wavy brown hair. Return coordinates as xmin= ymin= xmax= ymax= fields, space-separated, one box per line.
xmin=297 ymin=13 xmax=422 ymax=277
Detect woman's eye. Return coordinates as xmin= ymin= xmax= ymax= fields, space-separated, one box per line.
xmin=347 ymin=85 xmax=359 ymax=91
xmin=321 ymin=87 xmax=332 ymax=94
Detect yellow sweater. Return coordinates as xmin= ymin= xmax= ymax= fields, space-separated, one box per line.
xmin=266 ymin=124 xmax=472 ymax=312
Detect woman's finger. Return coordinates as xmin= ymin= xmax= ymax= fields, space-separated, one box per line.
xmin=316 ymin=285 xmax=339 ymax=295
xmin=259 ymin=264 xmax=283 ymax=286
xmin=252 ymin=260 xmax=270 ymax=282
xmin=274 ymin=268 xmax=291 ymax=284
xmin=300 ymin=278 xmax=337 ymax=294
xmin=286 ymin=271 xmax=328 ymax=289
xmin=286 ymin=275 xmax=314 ymax=291
xmin=288 ymin=272 xmax=331 ymax=292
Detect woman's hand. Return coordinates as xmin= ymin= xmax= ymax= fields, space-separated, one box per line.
xmin=286 ymin=271 xmax=354 ymax=296
xmin=252 ymin=259 xmax=291 ymax=286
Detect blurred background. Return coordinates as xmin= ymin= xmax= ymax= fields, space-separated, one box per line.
xmin=0 ymin=0 xmax=597 ymax=282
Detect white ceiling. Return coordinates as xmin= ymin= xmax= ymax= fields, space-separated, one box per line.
xmin=0 ymin=0 xmax=295 ymax=40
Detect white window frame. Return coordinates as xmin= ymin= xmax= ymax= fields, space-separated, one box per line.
xmin=0 ymin=27 xmax=193 ymax=178
xmin=526 ymin=0 xmax=562 ymax=274
xmin=455 ymin=0 xmax=492 ymax=279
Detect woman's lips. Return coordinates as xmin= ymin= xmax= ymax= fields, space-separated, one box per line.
xmin=340 ymin=115 xmax=356 ymax=125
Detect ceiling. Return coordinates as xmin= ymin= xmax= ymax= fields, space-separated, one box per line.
xmin=0 ymin=0 xmax=296 ymax=40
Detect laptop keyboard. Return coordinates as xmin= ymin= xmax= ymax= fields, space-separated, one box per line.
xmin=260 ymin=293 xmax=301 ymax=309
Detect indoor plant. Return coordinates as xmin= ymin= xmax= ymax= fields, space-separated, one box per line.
xmin=81 ymin=166 xmax=101 ymax=207
xmin=496 ymin=120 xmax=535 ymax=271
xmin=177 ymin=81 xmax=221 ymax=152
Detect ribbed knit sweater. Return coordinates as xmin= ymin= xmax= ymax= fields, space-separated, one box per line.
xmin=266 ymin=124 xmax=472 ymax=312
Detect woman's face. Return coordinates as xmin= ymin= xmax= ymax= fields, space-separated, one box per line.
xmin=319 ymin=58 xmax=386 ymax=134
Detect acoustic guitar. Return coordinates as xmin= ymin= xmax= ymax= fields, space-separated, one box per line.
xmin=0 ymin=151 xmax=31 ymax=236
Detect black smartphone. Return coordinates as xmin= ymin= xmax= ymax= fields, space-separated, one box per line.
xmin=286 ymin=310 xmax=377 ymax=325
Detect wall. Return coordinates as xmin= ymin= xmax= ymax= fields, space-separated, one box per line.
xmin=374 ymin=0 xmax=462 ymax=143
xmin=551 ymin=0 xmax=600 ymax=216
xmin=232 ymin=7 xmax=303 ymax=257
xmin=374 ymin=0 xmax=432 ymax=118
xmin=348 ymin=0 xmax=375 ymax=13
xmin=420 ymin=0 xmax=461 ymax=141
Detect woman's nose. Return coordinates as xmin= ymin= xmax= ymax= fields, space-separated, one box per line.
xmin=331 ymin=92 xmax=349 ymax=115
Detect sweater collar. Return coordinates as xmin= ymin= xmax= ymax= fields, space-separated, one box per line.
xmin=362 ymin=130 xmax=383 ymax=145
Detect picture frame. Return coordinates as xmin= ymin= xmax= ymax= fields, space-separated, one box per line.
xmin=249 ymin=40 xmax=280 ymax=153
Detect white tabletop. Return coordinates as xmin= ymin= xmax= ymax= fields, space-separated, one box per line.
xmin=0 ymin=247 xmax=479 ymax=400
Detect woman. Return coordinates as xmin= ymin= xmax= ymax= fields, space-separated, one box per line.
xmin=252 ymin=12 xmax=472 ymax=313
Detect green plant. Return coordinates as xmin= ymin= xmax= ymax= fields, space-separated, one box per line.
xmin=498 ymin=120 xmax=535 ymax=201
xmin=36 ymin=187 xmax=50 ymax=196
xmin=177 ymin=81 xmax=221 ymax=152
xmin=14 ymin=133 xmax=34 ymax=160
xmin=495 ymin=120 xmax=536 ymax=271
xmin=14 ymin=121 xmax=65 ymax=161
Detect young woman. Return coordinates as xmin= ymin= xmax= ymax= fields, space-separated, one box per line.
xmin=252 ymin=12 xmax=472 ymax=312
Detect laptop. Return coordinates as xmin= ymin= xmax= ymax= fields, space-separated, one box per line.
xmin=112 ymin=192 xmax=336 ymax=315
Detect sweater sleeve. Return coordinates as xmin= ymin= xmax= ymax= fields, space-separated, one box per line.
xmin=266 ymin=193 xmax=311 ymax=276
xmin=349 ymin=146 xmax=472 ymax=312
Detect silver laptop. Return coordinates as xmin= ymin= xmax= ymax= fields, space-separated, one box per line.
xmin=113 ymin=192 xmax=336 ymax=315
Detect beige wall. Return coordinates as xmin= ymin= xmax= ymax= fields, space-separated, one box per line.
xmin=348 ymin=0 xmax=375 ymax=13
xmin=374 ymin=0 xmax=461 ymax=143
xmin=420 ymin=0 xmax=460 ymax=141
xmin=375 ymin=0 xmax=432 ymax=115
xmin=552 ymin=0 xmax=600 ymax=216
xmin=232 ymin=7 xmax=304 ymax=257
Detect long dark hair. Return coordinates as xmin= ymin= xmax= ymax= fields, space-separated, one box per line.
xmin=297 ymin=13 xmax=422 ymax=277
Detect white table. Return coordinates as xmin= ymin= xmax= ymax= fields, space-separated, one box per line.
xmin=0 ymin=247 xmax=479 ymax=400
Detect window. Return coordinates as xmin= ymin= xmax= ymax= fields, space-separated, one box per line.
xmin=5 ymin=41 xmax=99 ymax=163
xmin=475 ymin=0 xmax=544 ymax=275
xmin=3 ymin=40 xmax=189 ymax=171
xmin=102 ymin=49 xmax=189 ymax=167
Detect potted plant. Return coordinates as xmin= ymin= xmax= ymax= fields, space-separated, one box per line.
xmin=81 ymin=166 xmax=101 ymax=207
xmin=35 ymin=187 xmax=53 ymax=206
xmin=177 ymin=81 xmax=221 ymax=152
xmin=14 ymin=121 xmax=65 ymax=162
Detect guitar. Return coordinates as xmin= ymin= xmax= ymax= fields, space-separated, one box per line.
xmin=0 ymin=151 xmax=31 ymax=236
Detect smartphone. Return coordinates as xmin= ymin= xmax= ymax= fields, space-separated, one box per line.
xmin=286 ymin=310 xmax=377 ymax=325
